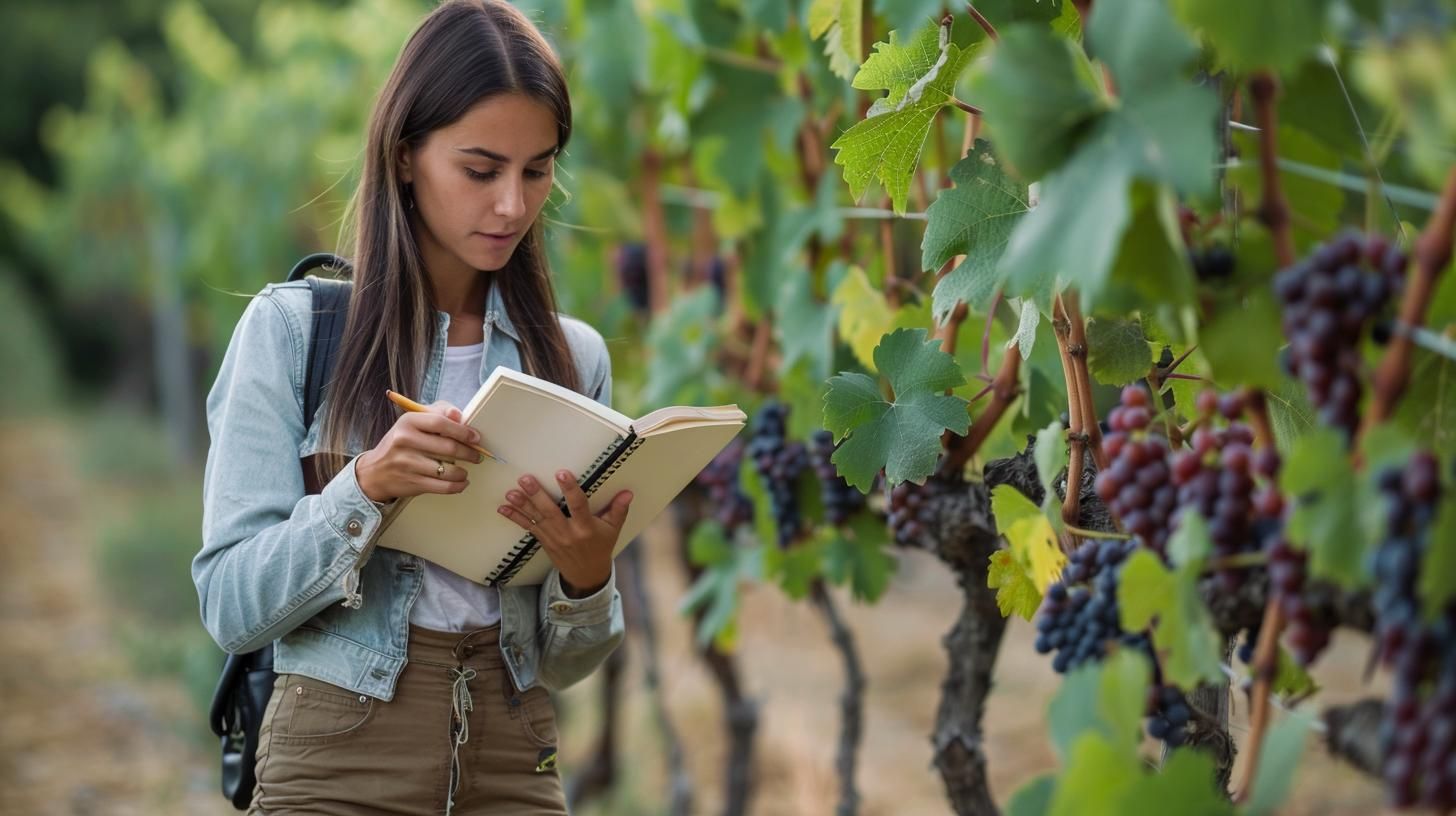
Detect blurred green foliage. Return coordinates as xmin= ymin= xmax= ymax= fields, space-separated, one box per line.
xmin=0 ymin=266 xmax=63 ymax=415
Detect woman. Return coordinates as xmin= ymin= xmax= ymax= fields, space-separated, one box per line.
xmin=193 ymin=2 xmax=633 ymax=813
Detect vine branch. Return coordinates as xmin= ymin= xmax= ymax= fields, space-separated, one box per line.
xmin=1362 ymin=165 xmax=1456 ymax=430
xmin=965 ymin=4 xmax=999 ymax=40
xmin=1250 ymin=73 xmax=1295 ymax=268
xmin=940 ymin=345 xmax=1022 ymax=478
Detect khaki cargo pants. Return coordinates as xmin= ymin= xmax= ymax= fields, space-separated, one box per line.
xmin=248 ymin=624 xmax=567 ymax=815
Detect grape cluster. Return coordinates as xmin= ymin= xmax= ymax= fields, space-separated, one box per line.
xmin=1164 ymin=393 xmax=1269 ymax=588
xmin=1267 ymin=536 xmax=1334 ymax=666
xmin=746 ymin=402 xmax=809 ymax=547
xmin=1190 ymin=245 xmax=1235 ymax=282
xmin=615 ymin=243 xmax=650 ymax=312
xmin=1095 ymin=386 xmax=1178 ymax=553
xmin=1034 ymin=538 xmax=1144 ymax=674
xmin=1273 ymin=232 xmax=1405 ymax=439
xmin=1371 ymin=452 xmax=1454 ymax=809
xmin=809 ymin=430 xmax=865 ymax=525
xmin=694 ymin=438 xmax=754 ymax=532
xmin=1145 ymin=685 xmax=1192 ymax=748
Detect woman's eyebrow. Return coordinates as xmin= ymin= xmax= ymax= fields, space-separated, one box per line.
xmin=453 ymin=145 xmax=559 ymax=162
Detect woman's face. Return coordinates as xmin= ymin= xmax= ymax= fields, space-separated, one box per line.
xmin=399 ymin=93 xmax=559 ymax=273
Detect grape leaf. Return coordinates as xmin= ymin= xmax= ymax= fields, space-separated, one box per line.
xmin=1119 ymin=550 xmax=1224 ymax=688
xmin=1168 ymin=510 xmax=1212 ymax=568
xmin=644 ymin=288 xmax=722 ymax=408
xmin=1229 ymin=127 xmax=1346 ymax=253
xmin=1034 ymin=421 xmax=1069 ymax=508
xmin=831 ymin=265 xmax=896 ymax=371
xmin=922 ymin=143 xmax=1031 ymax=322
xmin=762 ymin=538 xmax=825 ymax=600
xmin=1280 ymin=427 xmax=1384 ymax=589
xmin=691 ymin=64 xmax=805 ymax=198
xmin=679 ymin=521 xmax=761 ymax=651
xmin=1393 ymin=346 xmax=1456 ymax=460
xmin=832 ymin=21 xmax=977 ymax=213
xmin=1199 ymin=290 xmax=1285 ymax=391
xmin=1006 ymin=775 xmax=1056 ymax=816
xmin=807 ymin=0 xmax=862 ymax=79
xmin=1244 ymin=710 xmax=1315 ymax=816
xmin=967 ymin=26 xmax=1104 ymax=181
xmin=1419 ymin=497 xmax=1456 ymax=621
xmin=1047 ymin=650 xmax=1152 ymax=760
xmin=1115 ymin=750 xmax=1234 ymax=815
xmin=1170 ymin=0 xmax=1329 ymax=76
xmin=1012 ymin=299 xmax=1041 ymax=360
xmin=823 ymin=328 xmax=970 ymax=489
xmin=774 ymin=256 xmax=841 ymax=381
xmin=991 ymin=485 xmax=1067 ymax=592
xmin=990 ymin=0 xmax=1217 ymax=309
xmin=1356 ymin=36 xmax=1456 ymax=187
xmin=1085 ymin=317 xmax=1152 ymax=387
xmin=988 ymin=549 xmax=1042 ymax=620
xmin=1047 ymin=734 xmax=1142 ymax=816
xmin=822 ymin=514 xmax=897 ymax=603
xmin=1273 ymin=646 xmax=1320 ymax=699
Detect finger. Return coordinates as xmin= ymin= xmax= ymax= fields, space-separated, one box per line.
xmin=517 ymin=474 xmax=567 ymax=525
xmin=425 ymin=400 xmax=463 ymax=422
xmin=419 ymin=474 xmax=470 ymax=495
xmin=408 ymin=430 xmax=483 ymax=465
xmin=496 ymin=503 xmax=542 ymax=533
xmin=405 ymin=410 xmax=483 ymax=449
xmin=418 ymin=454 xmax=469 ymax=483
xmin=553 ymin=470 xmax=591 ymax=520
xmin=597 ymin=490 xmax=633 ymax=530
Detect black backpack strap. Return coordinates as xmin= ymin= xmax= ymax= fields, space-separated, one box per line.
xmin=297 ymin=256 xmax=354 ymax=432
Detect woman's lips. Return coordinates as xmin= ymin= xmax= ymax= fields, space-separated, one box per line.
xmin=476 ymin=231 xmax=517 ymax=246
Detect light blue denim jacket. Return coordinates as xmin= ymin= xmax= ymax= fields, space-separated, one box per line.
xmin=194 ymin=278 xmax=625 ymax=701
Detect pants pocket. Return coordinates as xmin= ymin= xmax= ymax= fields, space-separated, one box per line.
xmin=271 ymin=673 xmax=375 ymax=745
xmin=504 ymin=680 xmax=558 ymax=749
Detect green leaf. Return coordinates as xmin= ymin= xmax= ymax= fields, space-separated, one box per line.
xmin=808 ymin=0 xmax=863 ymax=79
xmin=1047 ymin=650 xmax=1152 ymax=761
xmin=1200 ymin=291 xmax=1285 ymax=390
xmin=993 ymin=0 xmax=1217 ymax=308
xmin=1420 ymin=497 xmax=1456 ymax=621
xmin=923 ymin=143 xmax=1031 ymax=322
xmin=1170 ymin=0 xmax=1329 ymax=76
xmin=691 ymin=65 xmax=805 ymax=198
xmin=1047 ymin=734 xmax=1142 ymax=816
xmin=1012 ymin=299 xmax=1041 ymax=360
xmin=1245 ymin=710 xmax=1315 ymax=816
xmin=1229 ymin=127 xmax=1346 ymax=253
xmin=1006 ymin=775 xmax=1057 ymax=816
xmin=992 ymin=485 xmax=1067 ymax=592
xmin=1085 ymin=317 xmax=1152 ymax=387
xmin=774 ymin=259 xmax=840 ymax=381
xmin=1119 ymin=550 xmax=1223 ymax=688
xmin=832 ymin=21 xmax=977 ymax=213
xmin=967 ymin=26 xmax=1104 ymax=181
xmin=831 ymin=265 xmax=897 ymax=371
xmin=988 ymin=549 xmax=1042 ymax=620
xmin=1393 ymin=347 xmax=1456 ymax=460
xmin=1273 ymin=646 xmax=1320 ymax=699
xmin=1168 ymin=511 xmax=1212 ymax=568
xmin=1281 ymin=427 xmax=1383 ymax=589
xmin=1356 ymin=35 xmax=1456 ymax=187
xmin=823 ymin=328 xmax=970 ymax=489
xmin=762 ymin=538 xmax=825 ymax=600
xmin=822 ymin=514 xmax=897 ymax=603
xmin=1116 ymin=750 xmax=1233 ymax=815
xmin=1033 ymin=420 xmax=1068 ymax=506
xmin=679 ymin=523 xmax=761 ymax=651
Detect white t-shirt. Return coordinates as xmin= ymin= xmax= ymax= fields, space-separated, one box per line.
xmin=407 ymin=340 xmax=502 ymax=631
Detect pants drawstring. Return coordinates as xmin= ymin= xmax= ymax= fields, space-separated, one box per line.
xmin=445 ymin=666 xmax=478 ymax=816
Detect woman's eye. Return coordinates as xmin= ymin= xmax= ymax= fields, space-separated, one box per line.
xmin=526 ymin=168 xmax=549 ymax=179
xmin=464 ymin=167 xmax=496 ymax=181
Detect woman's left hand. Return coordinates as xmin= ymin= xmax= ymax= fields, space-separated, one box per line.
xmin=497 ymin=470 xmax=633 ymax=598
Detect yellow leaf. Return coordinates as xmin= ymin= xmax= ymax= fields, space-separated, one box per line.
xmin=992 ymin=485 xmax=1067 ymax=592
xmin=988 ymin=549 xmax=1042 ymax=620
xmin=831 ymin=265 xmax=895 ymax=371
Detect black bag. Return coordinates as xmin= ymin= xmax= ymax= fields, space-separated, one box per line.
xmin=208 ymin=252 xmax=354 ymax=809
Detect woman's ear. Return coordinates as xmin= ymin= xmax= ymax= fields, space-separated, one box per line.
xmin=396 ymin=143 xmax=414 ymax=184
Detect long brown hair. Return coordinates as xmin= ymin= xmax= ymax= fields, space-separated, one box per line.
xmin=316 ymin=0 xmax=580 ymax=483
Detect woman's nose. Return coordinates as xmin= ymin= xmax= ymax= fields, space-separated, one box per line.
xmin=494 ymin=175 xmax=526 ymax=220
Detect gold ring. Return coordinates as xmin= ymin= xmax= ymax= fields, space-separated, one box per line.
xmin=435 ymin=461 xmax=446 ymax=478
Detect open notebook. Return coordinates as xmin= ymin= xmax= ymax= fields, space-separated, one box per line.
xmin=374 ymin=366 xmax=746 ymax=586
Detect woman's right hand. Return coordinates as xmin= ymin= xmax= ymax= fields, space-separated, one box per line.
xmin=354 ymin=401 xmax=484 ymax=503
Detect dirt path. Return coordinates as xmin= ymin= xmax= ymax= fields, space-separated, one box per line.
xmin=0 ymin=422 xmax=230 ymax=816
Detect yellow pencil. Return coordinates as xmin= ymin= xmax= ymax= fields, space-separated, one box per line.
xmin=385 ymin=389 xmax=508 ymax=464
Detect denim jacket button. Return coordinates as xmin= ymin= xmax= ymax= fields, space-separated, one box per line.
xmin=550 ymin=601 xmax=572 ymax=614
xmin=345 ymin=518 xmax=364 ymax=536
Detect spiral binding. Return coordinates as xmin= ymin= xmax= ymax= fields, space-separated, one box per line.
xmin=483 ymin=431 xmax=645 ymax=586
